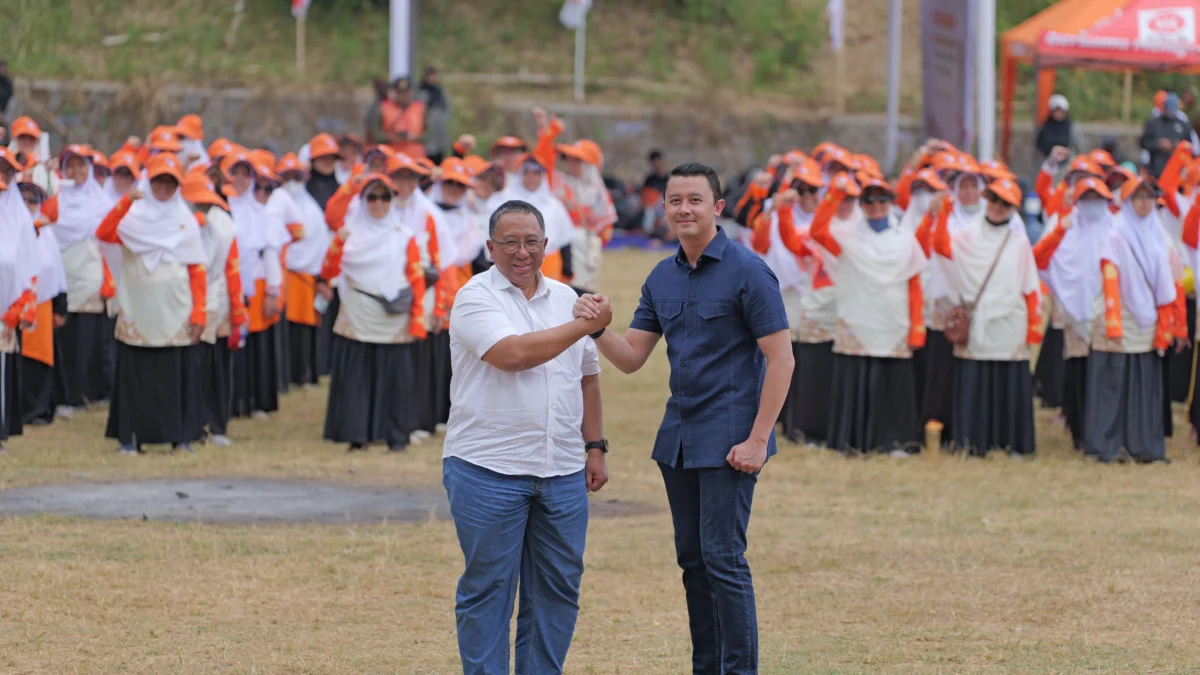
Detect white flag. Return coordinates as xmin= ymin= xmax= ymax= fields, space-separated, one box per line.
xmin=292 ymin=0 xmax=311 ymax=19
xmin=826 ymin=0 xmax=844 ymax=52
xmin=560 ymin=0 xmax=592 ymax=30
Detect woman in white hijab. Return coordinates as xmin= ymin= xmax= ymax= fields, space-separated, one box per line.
xmin=275 ymin=154 xmax=329 ymax=389
xmin=40 ymin=145 xmax=117 ymax=415
xmin=931 ymin=178 xmax=1041 ymax=457
xmin=1033 ymin=177 xmax=1116 ymax=450
xmin=0 ymin=154 xmax=42 ymax=452
xmin=1085 ymin=177 xmax=1185 ymax=463
xmin=814 ymin=174 xmax=927 ymax=456
xmin=500 ymin=156 xmax=575 ymax=285
xmin=95 ymin=153 xmax=208 ymax=455
xmin=749 ymin=157 xmax=833 ymax=445
xmin=321 ymin=174 xmax=427 ymax=452
xmin=224 ymin=154 xmax=290 ymax=420
xmin=16 ymin=180 xmax=67 ymax=426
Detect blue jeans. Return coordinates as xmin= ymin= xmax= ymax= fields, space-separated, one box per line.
xmin=443 ymin=456 xmax=589 ymax=675
xmin=659 ymin=459 xmax=758 ymax=675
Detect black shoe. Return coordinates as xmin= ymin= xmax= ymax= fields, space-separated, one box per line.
xmin=172 ymin=443 xmax=196 ymax=454
xmin=348 ymin=442 xmax=367 ymax=452
xmin=387 ymin=444 xmax=408 ymax=453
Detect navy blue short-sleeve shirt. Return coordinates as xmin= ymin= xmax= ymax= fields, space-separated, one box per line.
xmin=630 ymin=227 xmax=789 ymax=469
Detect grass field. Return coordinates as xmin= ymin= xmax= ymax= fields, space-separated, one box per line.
xmin=4 ymin=248 xmax=1200 ymax=673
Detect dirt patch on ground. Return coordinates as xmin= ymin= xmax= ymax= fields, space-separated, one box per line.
xmin=0 ymin=479 xmax=659 ymax=525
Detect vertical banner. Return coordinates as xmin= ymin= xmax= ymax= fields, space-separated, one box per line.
xmin=921 ymin=0 xmax=976 ymax=150
xmin=390 ymin=0 xmax=414 ymax=80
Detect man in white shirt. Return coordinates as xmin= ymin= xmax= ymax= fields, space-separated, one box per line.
xmin=444 ymin=199 xmax=611 ymax=675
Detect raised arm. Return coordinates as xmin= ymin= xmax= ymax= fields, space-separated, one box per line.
xmin=808 ymin=184 xmax=845 ymax=257
xmin=1032 ymin=217 xmax=1069 ymax=270
xmin=775 ymin=202 xmax=814 ymax=257
xmin=96 ymin=195 xmax=133 ymax=244
xmin=932 ymin=197 xmax=953 ymax=259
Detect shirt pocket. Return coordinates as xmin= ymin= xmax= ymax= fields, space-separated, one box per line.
xmin=656 ymin=300 xmax=683 ymax=323
xmin=698 ymin=299 xmax=735 ymax=322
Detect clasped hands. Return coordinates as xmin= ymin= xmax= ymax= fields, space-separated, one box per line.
xmin=573 ymin=294 xmax=613 ymax=334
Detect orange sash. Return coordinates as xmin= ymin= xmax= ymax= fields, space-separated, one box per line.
xmin=21 ymin=301 xmax=54 ymax=366
xmin=285 ymin=270 xmax=320 ymax=326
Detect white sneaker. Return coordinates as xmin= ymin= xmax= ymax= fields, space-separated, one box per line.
xmin=55 ymin=405 xmax=75 ymax=420
xmin=409 ymin=431 xmax=425 ymax=446
xmin=210 ymin=434 xmax=233 ymax=447
xmin=302 ymin=383 xmax=316 ymax=391
xmin=888 ymin=449 xmax=912 ymax=459
xmin=251 ymin=410 xmax=269 ymax=421
xmin=435 ymin=423 xmax=448 ymax=434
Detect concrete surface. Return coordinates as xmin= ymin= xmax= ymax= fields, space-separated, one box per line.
xmin=0 ymin=478 xmax=659 ymax=525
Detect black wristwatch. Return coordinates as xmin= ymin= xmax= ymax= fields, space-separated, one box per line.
xmin=589 ymin=327 xmax=606 ymax=340
xmin=586 ymin=439 xmax=608 ymax=454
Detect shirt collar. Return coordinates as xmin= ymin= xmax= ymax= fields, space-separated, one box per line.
xmin=488 ymin=265 xmax=549 ymax=299
xmin=674 ymin=226 xmax=729 ymax=267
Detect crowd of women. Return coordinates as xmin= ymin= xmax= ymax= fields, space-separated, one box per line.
xmin=740 ymin=138 xmax=1198 ymax=463
xmin=0 ymin=107 xmax=616 ymax=455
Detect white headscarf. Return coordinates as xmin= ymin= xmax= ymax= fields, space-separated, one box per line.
xmin=943 ymin=210 xmax=1039 ymax=336
xmin=1105 ymin=195 xmax=1177 ymax=329
xmin=340 ymin=183 xmax=413 ymax=301
xmin=0 ymin=187 xmax=41 ymax=310
xmin=227 ymin=185 xmax=267 ymax=285
xmin=52 ymin=160 xmax=110 ymax=250
xmin=499 ymin=162 xmax=574 ymax=253
xmin=831 ymin=209 xmax=926 ymax=290
xmin=117 ymin=180 xmax=206 ymax=272
xmin=1042 ymin=201 xmax=1112 ymax=328
xmin=281 ymin=181 xmax=332 ymax=276
xmin=761 ymin=199 xmax=813 ymax=292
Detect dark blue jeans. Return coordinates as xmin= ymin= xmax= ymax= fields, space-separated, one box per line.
xmin=659 ymin=459 xmax=758 ymax=675
xmin=443 ymin=456 xmax=589 ymax=675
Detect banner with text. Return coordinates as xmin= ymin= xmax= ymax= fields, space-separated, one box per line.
xmin=921 ymin=0 xmax=975 ymax=150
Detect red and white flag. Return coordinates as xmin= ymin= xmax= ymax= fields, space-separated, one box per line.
xmin=292 ymin=0 xmax=311 ymax=19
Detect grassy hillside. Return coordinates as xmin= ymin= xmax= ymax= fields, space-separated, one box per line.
xmin=2 ymin=0 xmax=1195 ymax=122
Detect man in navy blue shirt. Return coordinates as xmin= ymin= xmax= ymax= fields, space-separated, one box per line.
xmin=575 ymin=163 xmax=794 ymax=674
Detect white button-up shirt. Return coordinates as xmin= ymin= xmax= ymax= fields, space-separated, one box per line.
xmin=444 ymin=266 xmax=601 ymax=477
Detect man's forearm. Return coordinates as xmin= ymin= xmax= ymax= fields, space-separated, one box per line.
xmin=489 ymin=319 xmax=594 ymax=372
xmin=748 ymin=355 xmax=794 ymax=443
xmin=580 ymin=374 xmax=603 ymax=443
xmin=595 ymin=330 xmax=647 ymax=374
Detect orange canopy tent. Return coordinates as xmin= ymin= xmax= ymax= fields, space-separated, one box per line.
xmin=1001 ymin=0 xmax=1200 ymax=161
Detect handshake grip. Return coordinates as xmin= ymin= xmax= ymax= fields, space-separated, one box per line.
xmin=573 ymin=293 xmax=613 ymax=335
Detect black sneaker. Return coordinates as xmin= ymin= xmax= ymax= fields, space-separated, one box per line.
xmin=387 ymin=444 xmax=408 ymax=454
xmin=348 ymin=442 xmax=367 ymax=452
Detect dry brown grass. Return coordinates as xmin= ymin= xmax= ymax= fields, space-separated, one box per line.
xmin=4 ymin=248 xmax=1200 ymax=673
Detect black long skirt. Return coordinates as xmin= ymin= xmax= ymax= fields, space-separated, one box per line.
xmin=1062 ymin=356 xmax=1088 ymax=450
xmin=288 ymin=321 xmax=319 ymax=386
xmin=1161 ymin=352 xmax=1176 ymax=438
xmin=275 ymin=317 xmax=291 ymax=395
xmin=0 ymin=350 xmax=23 ymax=443
xmin=231 ymin=326 xmax=279 ymax=417
xmin=105 ymin=342 xmax=202 ymax=446
xmin=1168 ymin=296 xmax=1196 ymax=403
xmin=193 ymin=340 xmax=233 ymax=436
xmin=20 ymin=356 xmax=55 ymax=425
xmin=919 ymin=329 xmax=956 ymax=439
xmin=780 ymin=341 xmax=834 ymax=445
xmin=55 ymin=311 xmax=114 ymax=406
xmin=324 ymin=336 xmax=415 ymax=448
xmin=827 ymin=353 xmax=920 ymax=454
xmin=1033 ymin=327 xmax=1066 ymax=409
xmin=316 ymin=291 xmax=339 ymax=378
xmin=1084 ymin=351 xmax=1165 ymax=463
xmin=412 ymin=331 xmax=452 ymax=433
xmin=950 ymin=358 xmax=1036 ymax=457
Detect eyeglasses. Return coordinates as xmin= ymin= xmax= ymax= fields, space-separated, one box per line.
xmin=365 ymin=192 xmax=392 ymax=204
xmin=861 ymin=195 xmax=892 ymax=205
xmin=254 ymin=184 xmax=275 ymax=195
xmin=491 ymin=238 xmax=545 ymax=254
xmin=793 ymin=183 xmax=819 ymax=196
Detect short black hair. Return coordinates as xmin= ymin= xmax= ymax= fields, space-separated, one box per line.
xmin=489 ymin=199 xmax=546 ymax=238
xmin=649 ymin=150 xmax=663 ymax=162
xmin=667 ymin=162 xmax=722 ymax=202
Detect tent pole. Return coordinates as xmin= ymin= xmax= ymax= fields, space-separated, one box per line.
xmin=1122 ymin=70 xmax=1133 ymax=122
xmin=1032 ymin=55 xmax=1041 ymax=152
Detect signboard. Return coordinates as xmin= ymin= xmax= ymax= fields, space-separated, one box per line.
xmin=921 ymin=0 xmax=976 ymax=150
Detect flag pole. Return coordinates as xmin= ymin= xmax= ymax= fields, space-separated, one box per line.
xmin=296 ymin=14 xmax=306 ymax=73
xmin=574 ymin=15 xmax=586 ymax=101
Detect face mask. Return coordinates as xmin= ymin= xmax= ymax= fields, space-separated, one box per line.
xmin=1076 ymin=200 xmax=1108 ymax=224
xmin=283 ymin=180 xmax=304 ymax=196
xmin=910 ymin=191 xmax=934 ymax=215
xmin=986 ymin=215 xmax=1011 ymax=228
xmin=866 ymin=217 xmax=890 ymax=233
xmin=960 ymin=201 xmax=983 ymax=216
